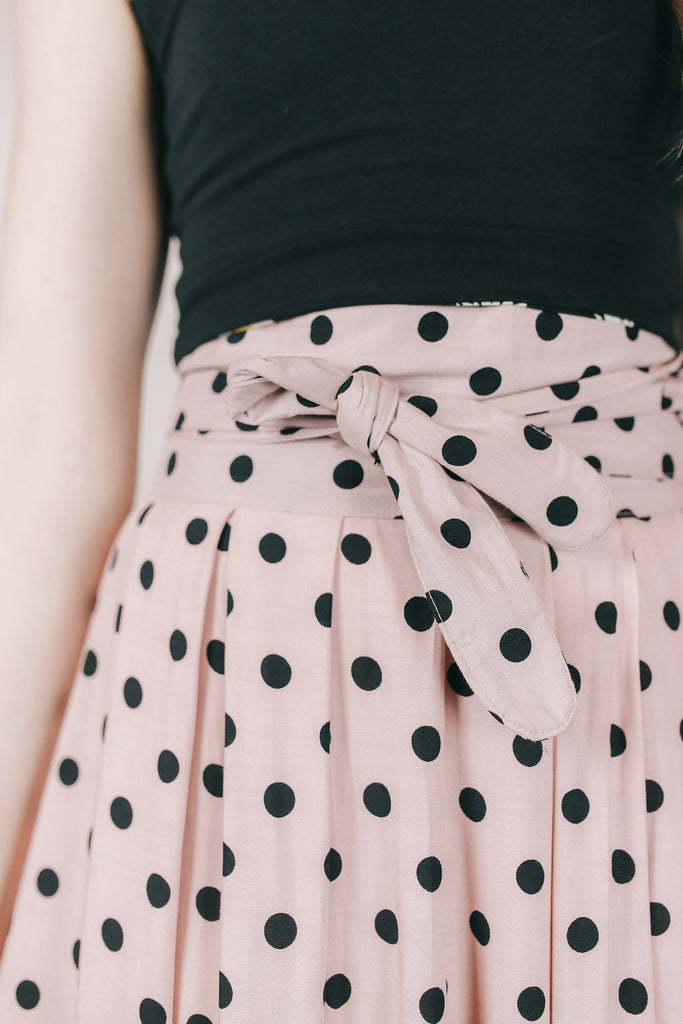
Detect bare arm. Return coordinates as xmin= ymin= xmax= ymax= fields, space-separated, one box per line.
xmin=0 ymin=0 xmax=168 ymax=951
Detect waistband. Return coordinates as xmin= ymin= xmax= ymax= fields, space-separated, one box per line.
xmin=152 ymin=302 xmax=683 ymax=744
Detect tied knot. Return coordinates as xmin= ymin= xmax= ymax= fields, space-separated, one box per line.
xmin=335 ymin=370 xmax=401 ymax=462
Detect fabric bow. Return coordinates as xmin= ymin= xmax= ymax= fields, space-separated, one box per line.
xmin=225 ymin=355 xmax=616 ymax=741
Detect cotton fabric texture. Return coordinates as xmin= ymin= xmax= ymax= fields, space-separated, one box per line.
xmin=0 ymin=302 xmax=682 ymax=1023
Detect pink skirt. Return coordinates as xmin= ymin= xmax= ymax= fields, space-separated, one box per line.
xmin=0 ymin=302 xmax=682 ymax=1023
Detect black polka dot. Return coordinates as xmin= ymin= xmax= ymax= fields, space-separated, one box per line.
xmin=645 ymin=779 xmax=664 ymax=812
xmin=147 ymin=873 xmax=171 ymax=908
xmin=524 ymin=424 xmax=553 ymax=450
xmin=15 ymin=980 xmax=40 ymax=1009
xmin=186 ymin=1015 xmax=212 ymax=1024
xmin=566 ymin=916 xmax=599 ymax=952
xmin=663 ymin=600 xmax=680 ymax=630
xmin=323 ymin=973 xmax=352 ymax=1008
xmin=185 ymin=518 xmax=208 ymax=544
xmin=140 ymin=560 xmax=154 ymax=589
xmin=550 ymin=380 xmax=580 ymax=401
xmin=418 ymin=311 xmax=449 ymax=342
xmin=229 ymin=455 xmax=253 ymax=482
xmin=203 ymin=763 xmax=224 ymax=798
xmin=102 ymin=917 xmax=123 ymax=951
xmin=426 ymin=589 xmax=452 ymax=623
xmin=469 ymin=366 xmax=502 ymax=395
xmin=36 ymin=868 xmax=59 ymax=897
xmin=363 ymin=782 xmax=391 ymax=817
xmin=408 ymin=394 xmax=438 ymax=416
xmin=335 ymin=374 xmax=353 ymax=399
xmin=446 ymin=659 xmax=473 ymax=696
xmin=404 ymin=595 xmax=435 ymax=632
xmin=419 ymin=986 xmax=445 ymax=1022
xmin=315 ymin=592 xmax=333 ymax=627
xmin=412 ymin=725 xmax=441 ymax=761
xmin=585 ymin=454 xmax=602 ymax=472
xmin=375 ymin=908 xmax=399 ymax=943
xmin=196 ymin=886 xmax=221 ymax=921
xmin=535 ymin=310 xmax=563 ymax=340
xmin=442 ymin=434 xmax=477 ymax=466
xmin=639 ymin=660 xmax=652 ymax=690
xmin=650 ymin=901 xmax=670 ymax=936
xmin=310 ymin=314 xmax=333 ymax=344
xmin=610 ymin=724 xmax=627 ymax=757
xmin=561 ymin=788 xmax=590 ymax=823
xmin=264 ymin=912 xmax=297 ymax=948
xmin=264 ymin=781 xmax=296 ymax=817
xmin=206 ymin=639 xmax=225 ymax=674
xmin=333 ymin=459 xmax=364 ymax=489
xmin=517 ymin=986 xmax=546 ymax=1021
xmin=324 ymin=847 xmax=342 ymax=882
xmin=139 ymin=997 xmax=167 ymax=1023
xmin=546 ymin=495 xmax=578 ymax=526
xmin=416 ymin=856 xmax=442 ymax=892
xmin=158 ymin=750 xmax=179 ymax=783
xmin=110 ymin=796 xmax=133 ymax=829
xmin=440 ymin=518 xmax=471 ymax=548
xmin=565 ymin=659 xmax=581 ymax=692
xmin=225 ymin=714 xmax=236 ymax=747
xmin=212 ymin=371 xmax=227 ymax=393
xmin=223 ymin=842 xmax=235 ymax=877
xmin=459 ymin=786 xmax=486 ymax=821
xmin=612 ymin=849 xmax=636 ymax=884
xmin=58 ymin=757 xmax=79 ymax=785
xmin=351 ymin=655 xmax=382 ymax=690
xmin=469 ymin=910 xmax=490 ymax=945
xmin=662 ymin=453 xmax=674 ymax=478
xmin=123 ymin=676 xmax=143 ymax=708
xmin=261 ymin=654 xmax=292 ymax=688
xmin=169 ymin=629 xmax=187 ymax=661
xmin=595 ymin=601 xmax=617 ymax=634
xmin=341 ymin=532 xmax=372 ymax=563
xmin=573 ymin=405 xmax=598 ymax=421
xmin=219 ymin=971 xmax=233 ymax=1008
xmin=614 ymin=416 xmax=635 ymax=431
xmin=512 ymin=736 xmax=543 ymax=767
xmin=259 ymin=532 xmax=286 ymax=562
xmin=500 ymin=628 xmax=532 ymax=662
xmin=217 ymin=522 xmax=231 ymax=551
xmin=516 ymin=859 xmax=545 ymax=894
xmin=83 ymin=649 xmax=98 ymax=676
xmin=548 ymin=544 xmax=558 ymax=571
xmin=618 ymin=978 xmax=648 ymax=1014
xmin=388 ymin=474 xmax=400 ymax=500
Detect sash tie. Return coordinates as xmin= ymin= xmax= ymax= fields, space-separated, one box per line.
xmin=225 ymin=354 xmax=617 ymax=742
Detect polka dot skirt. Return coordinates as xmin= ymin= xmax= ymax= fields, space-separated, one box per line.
xmin=0 ymin=302 xmax=682 ymax=1022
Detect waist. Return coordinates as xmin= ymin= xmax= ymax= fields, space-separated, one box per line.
xmin=171 ymin=222 xmax=683 ymax=367
xmin=154 ymin=302 xmax=683 ymax=522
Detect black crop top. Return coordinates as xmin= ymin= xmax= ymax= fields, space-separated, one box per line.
xmin=129 ymin=0 xmax=683 ymax=366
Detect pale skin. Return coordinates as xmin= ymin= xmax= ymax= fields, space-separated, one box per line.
xmin=1 ymin=0 xmax=683 ymax=970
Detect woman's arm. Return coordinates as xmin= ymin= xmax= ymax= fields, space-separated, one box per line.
xmin=0 ymin=0 xmax=168 ymax=954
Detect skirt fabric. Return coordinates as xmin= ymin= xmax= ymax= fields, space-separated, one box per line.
xmin=0 ymin=301 xmax=682 ymax=1023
